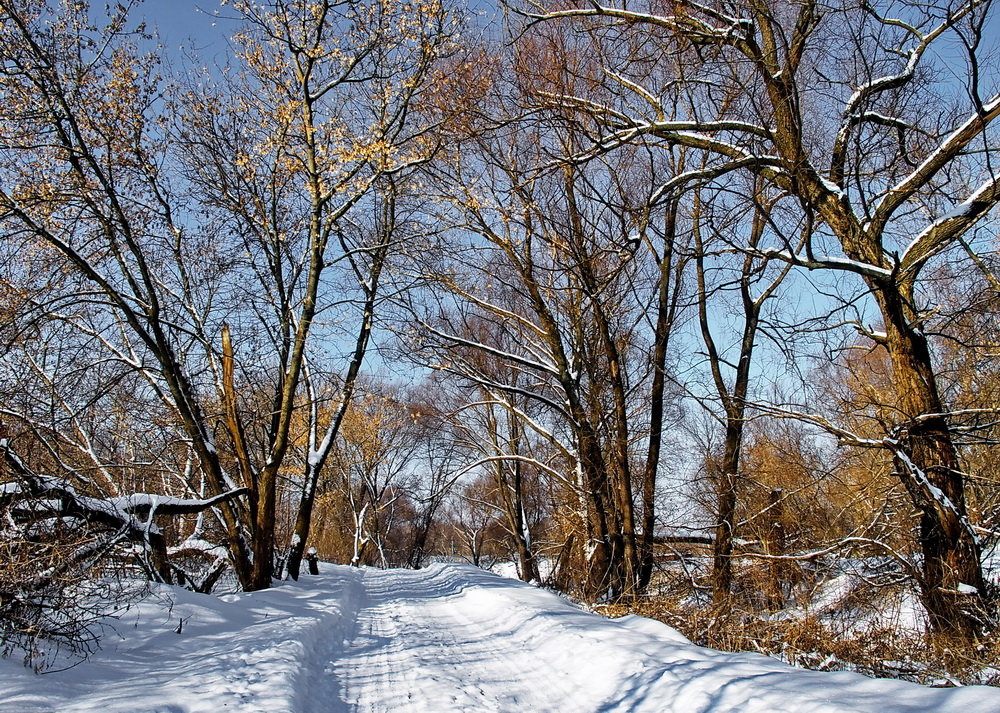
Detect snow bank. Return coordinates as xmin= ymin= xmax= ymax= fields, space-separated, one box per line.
xmin=0 ymin=567 xmax=364 ymax=713
xmin=420 ymin=565 xmax=999 ymax=712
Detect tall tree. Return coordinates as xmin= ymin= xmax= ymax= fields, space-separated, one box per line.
xmin=409 ymin=99 xmax=682 ymax=598
xmin=522 ymin=0 xmax=999 ymax=639
xmin=689 ymin=182 xmax=794 ymax=603
xmin=0 ymin=0 xmax=455 ymax=590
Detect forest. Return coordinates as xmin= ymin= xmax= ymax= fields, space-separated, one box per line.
xmin=1 ymin=0 xmax=1000 ymax=685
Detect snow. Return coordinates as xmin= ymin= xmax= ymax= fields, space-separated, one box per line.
xmin=934 ymin=200 xmax=979 ymax=223
xmin=819 ymin=176 xmax=846 ymax=199
xmin=1 ymin=563 xmax=998 ymax=712
xmin=790 ymin=559 xmax=929 ymax=637
xmin=169 ymin=536 xmax=227 ymax=558
xmin=762 ymin=248 xmax=893 ymax=278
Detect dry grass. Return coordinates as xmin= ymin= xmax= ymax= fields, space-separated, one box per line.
xmin=598 ymin=581 xmax=1000 ymax=687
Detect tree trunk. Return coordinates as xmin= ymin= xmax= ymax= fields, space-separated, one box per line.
xmin=407 ymin=511 xmax=434 ymax=569
xmin=496 ymin=454 xmax=539 ymax=583
xmin=765 ymin=488 xmax=786 ymax=610
xmin=578 ymin=432 xmax=618 ymax=599
xmin=877 ymin=286 xmax=986 ymax=642
xmin=249 ymin=462 xmax=278 ymax=590
xmin=515 ymin=533 xmax=539 ymax=583
xmin=712 ymin=419 xmax=742 ymax=606
xmin=565 ymin=168 xmax=639 ymax=597
xmin=639 ymin=203 xmax=680 ymax=591
xmin=509 ymin=490 xmax=538 ymax=584
xmin=286 ymin=228 xmax=385 ymax=580
xmin=285 ymin=462 xmax=321 ymax=581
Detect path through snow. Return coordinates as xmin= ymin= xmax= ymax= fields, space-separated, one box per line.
xmin=1 ymin=563 xmax=999 ymax=712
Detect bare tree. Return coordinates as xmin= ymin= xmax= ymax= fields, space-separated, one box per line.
xmin=406 ymin=78 xmax=686 ymax=598
xmin=0 ymin=0 xmax=457 ymax=592
xmin=519 ymin=0 xmax=999 ymax=640
xmin=686 ymin=182 xmax=796 ymax=603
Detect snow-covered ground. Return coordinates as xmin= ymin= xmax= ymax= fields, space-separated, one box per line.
xmin=2 ymin=563 xmax=999 ymax=713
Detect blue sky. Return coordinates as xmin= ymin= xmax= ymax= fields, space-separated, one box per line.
xmin=136 ymin=0 xmax=998 ymax=78
xmin=136 ymin=0 xmax=234 ymax=54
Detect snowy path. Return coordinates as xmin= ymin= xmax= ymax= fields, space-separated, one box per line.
xmin=2 ymin=563 xmax=999 ymax=712
xmin=333 ymin=567 xmax=585 ymax=712
xmin=328 ymin=566 xmax=1000 ymax=713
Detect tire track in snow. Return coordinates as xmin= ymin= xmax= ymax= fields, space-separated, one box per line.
xmin=332 ymin=566 xmax=586 ymax=713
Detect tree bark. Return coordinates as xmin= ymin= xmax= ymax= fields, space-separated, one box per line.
xmin=877 ymin=285 xmax=986 ymax=641
xmin=712 ymin=420 xmax=742 ymax=605
xmin=639 ymin=201 xmax=681 ymax=591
